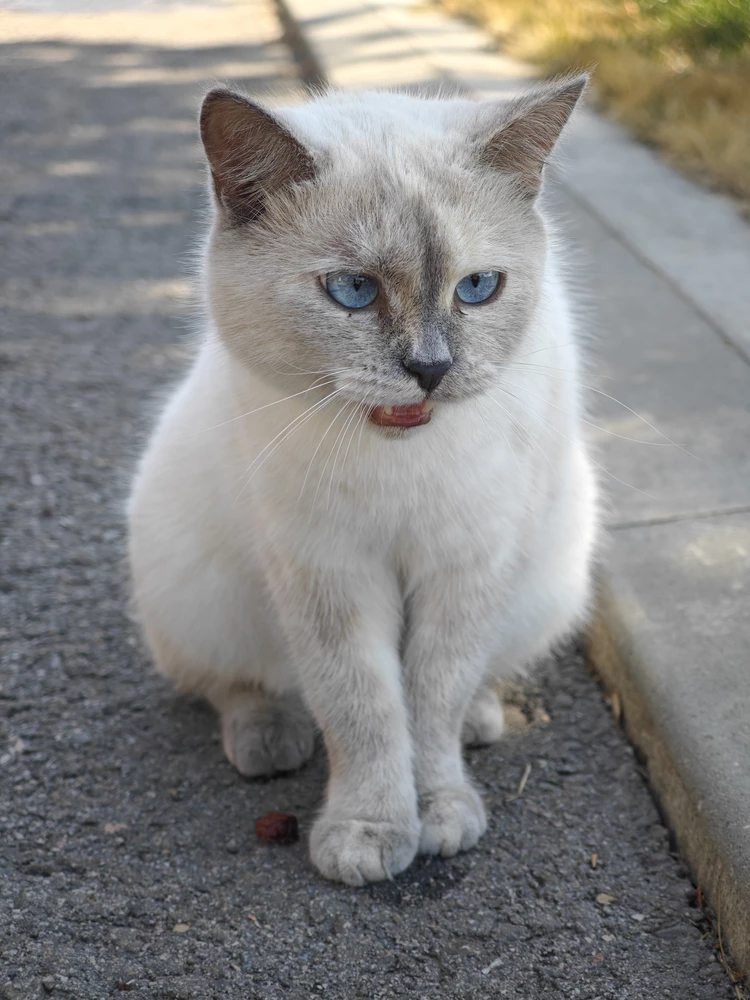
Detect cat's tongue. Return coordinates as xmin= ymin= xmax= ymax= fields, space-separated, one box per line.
xmin=369 ymin=401 xmax=433 ymax=428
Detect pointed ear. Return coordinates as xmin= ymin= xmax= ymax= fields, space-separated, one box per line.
xmin=200 ymin=88 xmax=315 ymax=225
xmin=478 ymin=75 xmax=588 ymax=198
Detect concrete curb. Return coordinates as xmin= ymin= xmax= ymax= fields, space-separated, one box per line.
xmin=587 ymin=576 xmax=750 ymax=977
xmin=276 ymin=0 xmax=750 ymax=975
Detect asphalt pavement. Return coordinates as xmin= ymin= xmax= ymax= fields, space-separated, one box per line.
xmin=0 ymin=2 xmax=740 ymax=997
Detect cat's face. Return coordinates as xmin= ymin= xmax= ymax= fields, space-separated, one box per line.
xmin=201 ymin=83 xmax=585 ymax=428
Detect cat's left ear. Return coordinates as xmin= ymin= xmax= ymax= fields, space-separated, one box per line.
xmin=477 ymin=74 xmax=588 ymax=198
xmin=200 ymin=88 xmax=316 ymax=225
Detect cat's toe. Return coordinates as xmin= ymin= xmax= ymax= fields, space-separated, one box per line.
xmin=221 ymin=694 xmax=315 ymax=777
xmin=462 ymin=686 xmax=505 ymax=747
xmin=418 ymin=783 xmax=487 ymax=857
xmin=310 ymin=815 xmax=419 ymax=885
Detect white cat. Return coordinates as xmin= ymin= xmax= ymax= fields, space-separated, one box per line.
xmin=127 ymin=79 xmax=598 ymax=885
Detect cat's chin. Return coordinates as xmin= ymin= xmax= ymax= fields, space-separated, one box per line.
xmin=369 ymin=400 xmax=433 ymax=429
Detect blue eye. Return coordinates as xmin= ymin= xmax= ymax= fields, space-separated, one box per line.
xmin=455 ymin=270 xmax=502 ymax=304
xmin=325 ymin=272 xmax=379 ymax=309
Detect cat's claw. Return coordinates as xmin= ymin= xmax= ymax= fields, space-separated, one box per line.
xmin=418 ymin=783 xmax=487 ymax=857
xmin=310 ymin=815 xmax=419 ymax=885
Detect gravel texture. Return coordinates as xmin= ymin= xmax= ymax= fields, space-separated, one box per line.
xmin=0 ymin=3 xmax=739 ymax=997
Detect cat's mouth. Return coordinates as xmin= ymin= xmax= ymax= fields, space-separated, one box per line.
xmin=369 ymin=400 xmax=434 ymax=428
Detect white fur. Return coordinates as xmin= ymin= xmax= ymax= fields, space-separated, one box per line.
xmin=127 ymin=84 xmax=598 ymax=885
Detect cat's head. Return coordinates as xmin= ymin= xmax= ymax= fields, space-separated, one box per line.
xmin=199 ymin=80 xmax=586 ymax=430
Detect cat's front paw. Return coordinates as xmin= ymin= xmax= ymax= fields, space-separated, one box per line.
xmin=310 ymin=814 xmax=419 ymax=886
xmin=418 ymin=782 xmax=487 ymax=857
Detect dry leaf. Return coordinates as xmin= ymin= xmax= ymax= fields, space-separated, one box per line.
xmin=596 ymin=893 xmax=617 ymax=906
xmin=609 ymin=691 xmax=622 ymax=724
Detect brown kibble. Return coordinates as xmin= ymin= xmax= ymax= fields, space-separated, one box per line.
xmin=255 ymin=812 xmax=299 ymax=845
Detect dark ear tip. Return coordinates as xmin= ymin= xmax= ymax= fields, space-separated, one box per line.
xmin=200 ymin=88 xmax=232 ymax=135
xmin=556 ymin=72 xmax=590 ymax=98
xmin=200 ymin=87 xmax=235 ymax=115
xmin=201 ymin=86 xmax=242 ymax=106
xmin=200 ymin=87 xmax=252 ymax=126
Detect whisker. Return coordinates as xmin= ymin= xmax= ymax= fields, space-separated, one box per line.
xmin=240 ymin=389 xmax=341 ymax=481
xmin=343 ymin=391 xmax=371 ymax=471
xmin=309 ymin=399 xmax=355 ymax=519
xmin=489 ymin=388 xmax=658 ymax=500
xmin=497 ymin=360 xmax=613 ymax=380
xmin=498 ymin=366 xmax=692 ymax=455
xmin=194 ymin=376 xmax=339 ymax=435
xmin=480 ymin=394 xmax=560 ymax=488
xmin=235 ymin=388 xmax=345 ymax=504
xmin=326 ymin=401 xmax=362 ymax=510
xmin=296 ymin=395 xmax=354 ymax=507
xmin=516 ymin=341 xmax=579 ymax=360
xmin=476 ymin=396 xmax=529 ymax=502
xmin=493 ymin=374 xmax=679 ymax=448
xmin=270 ymin=362 xmax=354 ymax=377
xmin=356 ymin=391 xmax=375 ymax=458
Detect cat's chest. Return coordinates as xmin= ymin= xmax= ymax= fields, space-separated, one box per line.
xmin=340 ymin=430 xmax=527 ymax=546
xmin=252 ymin=403 xmax=533 ymax=560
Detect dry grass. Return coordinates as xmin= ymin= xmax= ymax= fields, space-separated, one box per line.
xmin=441 ymin=0 xmax=750 ymax=210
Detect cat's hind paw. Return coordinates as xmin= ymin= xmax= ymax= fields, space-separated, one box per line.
xmin=221 ymin=692 xmax=315 ymax=777
xmin=462 ymin=685 xmax=505 ymax=747
xmin=310 ymin=815 xmax=419 ymax=885
xmin=418 ymin=783 xmax=487 ymax=857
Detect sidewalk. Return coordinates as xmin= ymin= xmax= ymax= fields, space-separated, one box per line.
xmin=279 ymin=0 xmax=750 ymax=976
xmin=0 ymin=0 xmax=746 ymax=996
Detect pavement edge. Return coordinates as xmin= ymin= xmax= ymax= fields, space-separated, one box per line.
xmin=586 ymin=582 xmax=750 ymax=976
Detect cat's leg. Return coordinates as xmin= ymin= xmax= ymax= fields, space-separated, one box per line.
xmin=262 ymin=550 xmax=419 ymax=885
xmin=402 ymin=567 xmax=505 ymax=858
xmin=462 ymin=684 xmax=505 ymax=747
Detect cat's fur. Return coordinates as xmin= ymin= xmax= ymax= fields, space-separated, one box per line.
xmin=127 ymin=79 xmax=599 ymax=885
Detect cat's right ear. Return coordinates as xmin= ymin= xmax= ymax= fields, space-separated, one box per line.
xmin=200 ymin=89 xmax=315 ymax=225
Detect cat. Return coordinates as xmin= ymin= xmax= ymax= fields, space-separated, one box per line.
xmin=127 ymin=77 xmax=599 ymax=885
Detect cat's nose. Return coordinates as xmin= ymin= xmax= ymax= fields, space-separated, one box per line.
xmin=404 ymin=357 xmax=452 ymax=393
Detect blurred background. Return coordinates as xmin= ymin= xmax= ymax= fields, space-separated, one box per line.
xmin=444 ymin=0 xmax=750 ymax=214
